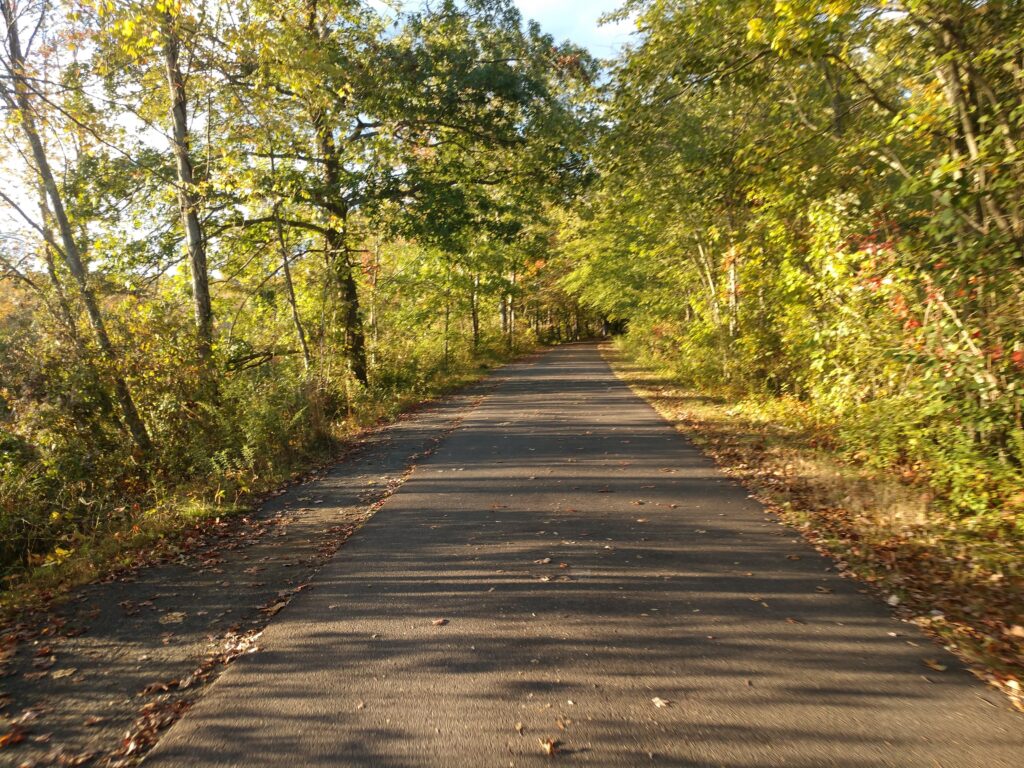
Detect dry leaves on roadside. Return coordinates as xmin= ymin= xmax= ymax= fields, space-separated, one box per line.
xmin=0 ymin=726 xmax=25 ymax=748
xmin=539 ymin=737 xmax=560 ymax=756
xmin=116 ymin=700 xmax=191 ymax=758
xmin=262 ymin=601 xmax=287 ymax=616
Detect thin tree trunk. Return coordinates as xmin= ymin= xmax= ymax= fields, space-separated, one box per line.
xmin=443 ymin=262 xmax=451 ymax=370
xmin=369 ymin=238 xmax=380 ymax=366
xmin=507 ymin=269 xmax=517 ymax=349
xmin=443 ymin=300 xmax=450 ymax=371
xmin=37 ymin=193 xmax=79 ymax=342
xmin=1 ymin=1 xmax=151 ymax=452
xmin=470 ymin=273 xmax=480 ymax=349
xmin=727 ymin=251 xmax=739 ymax=338
xmin=273 ymin=211 xmax=311 ymax=370
xmin=162 ymin=16 xmax=213 ymax=364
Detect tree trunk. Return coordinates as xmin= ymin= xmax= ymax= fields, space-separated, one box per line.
xmin=470 ymin=273 xmax=480 ymax=349
xmin=274 ymin=213 xmax=311 ymax=370
xmin=369 ymin=238 xmax=380 ymax=366
xmin=162 ymin=16 xmax=213 ymax=365
xmin=324 ymin=227 xmax=368 ymax=385
xmin=1 ymin=1 xmax=151 ymax=452
xmin=507 ymin=270 xmax=517 ymax=349
xmin=443 ymin=300 xmax=450 ymax=372
xmin=727 ymin=248 xmax=739 ymax=339
xmin=37 ymin=193 xmax=79 ymax=342
xmin=309 ymin=90 xmax=368 ymax=384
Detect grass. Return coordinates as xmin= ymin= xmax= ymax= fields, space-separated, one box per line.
xmin=602 ymin=343 xmax=1024 ymax=711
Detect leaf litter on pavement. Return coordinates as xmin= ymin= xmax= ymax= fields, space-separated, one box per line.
xmin=0 ymin=390 xmax=488 ymax=765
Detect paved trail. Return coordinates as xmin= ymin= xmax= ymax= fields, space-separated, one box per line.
xmin=146 ymin=344 xmax=1020 ymax=767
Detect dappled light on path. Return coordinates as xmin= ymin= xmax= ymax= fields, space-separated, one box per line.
xmin=147 ymin=345 xmax=1020 ymax=767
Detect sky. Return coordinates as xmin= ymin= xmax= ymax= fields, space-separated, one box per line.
xmin=512 ymin=0 xmax=633 ymax=55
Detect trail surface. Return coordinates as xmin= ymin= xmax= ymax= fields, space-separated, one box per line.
xmin=146 ymin=344 xmax=1020 ymax=767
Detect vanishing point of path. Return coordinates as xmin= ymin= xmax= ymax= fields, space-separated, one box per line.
xmin=146 ymin=344 xmax=1020 ymax=767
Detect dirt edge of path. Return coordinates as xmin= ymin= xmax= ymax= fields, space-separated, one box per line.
xmin=602 ymin=344 xmax=1023 ymax=714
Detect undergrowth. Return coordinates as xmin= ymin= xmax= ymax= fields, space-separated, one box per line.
xmin=0 ymin=344 xmax=514 ymax=619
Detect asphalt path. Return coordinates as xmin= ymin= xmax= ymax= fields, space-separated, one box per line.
xmin=145 ymin=343 xmax=1021 ymax=767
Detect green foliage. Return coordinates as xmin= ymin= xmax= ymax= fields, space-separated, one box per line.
xmin=559 ymin=0 xmax=1024 ymax=524
xmin=0 ymin=0 xmax=595 ymax=584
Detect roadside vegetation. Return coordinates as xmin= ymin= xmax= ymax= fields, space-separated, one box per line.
xmin=607 ymin=346 xmax=1023 ymax=708
xmin=0 ymin=0 xmax=596 ymax=600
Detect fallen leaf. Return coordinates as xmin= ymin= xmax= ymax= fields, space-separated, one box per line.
xmin=84 ymin=716 xmax=105 ymax=727
xmin=534 ymin=558 xmax=552 ymax=565
xmin=815 ymin=586 xmax=834 ymax=594
xmin=159 ymin=612 xmax=186 ymax=625
xmin=262 ymin=601 xmax=287 ymax=616
xmin=514 ymin=722 xmax=524 ymax=735
xmin=786 ymin=555 xmax=801 ymax=561
xmin=651 ymin=697 xmax=672 ymax=708
xmin=923 ymin=658 xmax=948 ymax=672
xmin=431 ymin=618 xmax=448 ymax=626
xmin=13 ymin=710 xmax=42 ymax=725
xmin=539 ymin=737 xmax=560 ymax=756
xmin=0 ymin=726 xmax=25 ymax=748
xmin=51 ymin=668 xmax=77 ymax=680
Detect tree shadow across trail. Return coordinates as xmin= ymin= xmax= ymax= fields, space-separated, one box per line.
xmin=146 ymin=344 xmax=1021 ymax=768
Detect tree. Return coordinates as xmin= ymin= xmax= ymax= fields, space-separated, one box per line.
xmin=0 ymin=0 xmax=152 ymax=452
